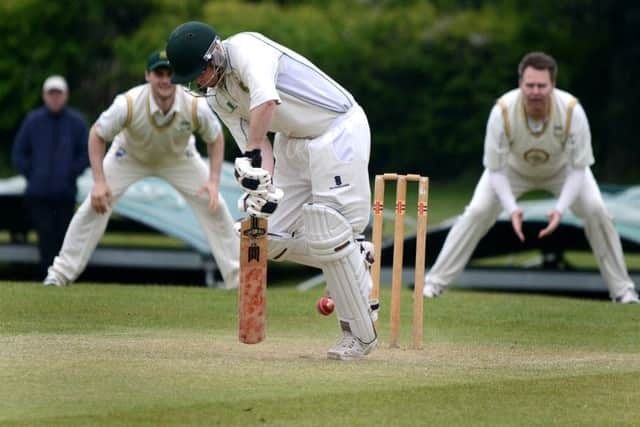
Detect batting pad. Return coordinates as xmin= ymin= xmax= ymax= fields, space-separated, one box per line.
xmin=304 ymin=203 xmax=376 ymax=344
xmin=267 ymin=231 xmax=323 ymax=269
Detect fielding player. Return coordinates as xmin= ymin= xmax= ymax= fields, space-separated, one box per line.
xmin=423 ymin=52 xmax=639 ymax=304
xmin=44 ymin=50 xmax=240 ymax=289
xmin=167 ymin=21 xmax=378 ymax=359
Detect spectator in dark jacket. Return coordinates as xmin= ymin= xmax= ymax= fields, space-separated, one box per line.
xmin=12 ymin=75 xmax=89 ymax=278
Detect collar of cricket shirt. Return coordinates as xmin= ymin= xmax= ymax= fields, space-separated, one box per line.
xmin=519 ymin=91 xmax=554 ymax=138
xmin=146 ymin=89 xmax=179 ymax=130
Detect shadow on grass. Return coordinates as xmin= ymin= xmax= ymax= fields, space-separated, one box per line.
xmin=455 ymin=286 xmax=610 ymax=302
xmin=0 ymin=260 xmax=318 ymax=288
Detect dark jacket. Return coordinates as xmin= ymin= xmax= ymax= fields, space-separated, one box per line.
xmin=12 ymin=106 xmax=89 ymax=200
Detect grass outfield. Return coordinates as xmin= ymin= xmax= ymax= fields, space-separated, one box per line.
xmin=1 ymin=282 xmax=639 ymax=426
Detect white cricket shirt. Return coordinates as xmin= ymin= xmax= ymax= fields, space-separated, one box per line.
xmin=483 ymin=88 xmax=594 ymax=179
xmin=96 ymin=84 xmax=222 ymax=162
xmin=206 ymin=32 xmax=355 ymax=151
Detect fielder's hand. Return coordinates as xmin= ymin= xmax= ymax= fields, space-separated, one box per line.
xmin=234 ymin=149 xmax=272 ymax=194
xmin=91 ymin=180 xmax=112 ymax=215
xmin=511 ymin=208 xmax=525 ymax=242
xmin=197 ymin=181 xmax=220 ymax=213
xmin=538 ymin=209 xmax=561 ymax=238
xmin=238 ymin=186 xmax=284 ymax=218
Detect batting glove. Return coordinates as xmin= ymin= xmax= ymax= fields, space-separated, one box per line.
xmin=238 ymin=186 xmax=284 ymax=218
xmin=234 ymin=149 xmax=272 ymax=194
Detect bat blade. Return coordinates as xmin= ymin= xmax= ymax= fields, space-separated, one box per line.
xmin=238 ymin=215 xmax=268 ymax=344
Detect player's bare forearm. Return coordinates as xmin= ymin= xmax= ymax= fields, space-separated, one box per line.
xmin=234 ymin=101 xmax=275 ymax=192
xmin=207 ymin=133 xmax=224 ymax=186
xmin=259 ymin=136 xmax=274 ymax=174
xmin=511 ymin=209 xmax=525 ymax=242
xmin=88 ymin=125 xmax=108 ymax=184
xmin=247 ymin=100 xmax=277 ymax=152
xmin=539 ymin=209 xmax=561 ymax=238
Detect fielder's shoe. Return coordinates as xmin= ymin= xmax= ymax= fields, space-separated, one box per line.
xmin=613 ymin=288 xmax=639 ymax=304
xmin=327 ymin=332 xmax=377 ymax=361
xmin=423 ymin=281 xmax=443 ymax=298
xmin=43 ymin=273 xmax=67 ymax=287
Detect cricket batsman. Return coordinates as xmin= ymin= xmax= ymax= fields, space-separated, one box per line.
xmin=423 ymin=52 xmax=639 ymax=304
xmin=166 ymin=21 xmax=378 ymax=359
xmin=44 ymin=49 xmax=240 ymax=289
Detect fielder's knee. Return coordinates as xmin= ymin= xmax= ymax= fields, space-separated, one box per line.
xmin=581 ymin=201 xmax=609 ymax=222
xmin=462 ymin=203 xmax=495 ymax=222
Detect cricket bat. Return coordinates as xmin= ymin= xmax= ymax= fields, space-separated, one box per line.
xmin=238 ymin=215 xmax=268 ymax=344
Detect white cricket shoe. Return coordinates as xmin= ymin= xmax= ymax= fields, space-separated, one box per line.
xmin=327 ymin=333 xmax=377 ymax=361
xmin=423 ymin=281 xmax=443 ymax=298
xmin=43 ymin=273 xmax=67 ymax=287
xmin=614 ymin=288 xmax=639 ymax=304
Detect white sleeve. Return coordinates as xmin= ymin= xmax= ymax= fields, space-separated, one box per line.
xmin=488 ymin=167 xmax=519 ymax=214
xmin=554 ymin=166 xmax=586 ymax=213
xmin=566 ymin=103 xmax=595 ymax=168
xmin=233 ymin=45 xmax=281 ymax=110
xmin=95 ymin=94 xmax=128 ymax=142
xmin=195 ymin=98 xmax=222 ymax=144
xmin=482 ymin=105 xmax=510 ymax=171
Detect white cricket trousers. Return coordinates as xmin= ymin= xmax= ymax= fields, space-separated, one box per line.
xmin=266 ymin=104 xmax=377 ymax=342
xmin=425 ymin=166 xmax=635 ymax=299
xmin=266 ymin=104 xmax=372 ymax=265
xmin=47 ymin=145 xmax=240 ymax=288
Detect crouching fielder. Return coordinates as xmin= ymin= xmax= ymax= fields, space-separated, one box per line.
xmin=424 ymin=52 xmax=638 ymax=304
xmin=167 ymin=22 xmax=378 ymax=359
xmin=44 ymin=50 xmax=239 ymax=289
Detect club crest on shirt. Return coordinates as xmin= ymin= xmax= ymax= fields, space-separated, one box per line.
xmin=177 ymin=120 xmax=192 ymax=132
xmin=523 ymin=148 xmax=550 ymax=166
xmin=225 ymin=101 xmax=238 ymax=113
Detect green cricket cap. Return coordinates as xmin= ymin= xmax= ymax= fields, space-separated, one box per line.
xmin=147 ymin=49 xmax=172 ymax=71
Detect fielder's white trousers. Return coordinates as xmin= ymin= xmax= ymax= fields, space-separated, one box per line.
xmin=425 ymin=166 xmax=635 ymax=299
xmin=47 ymin=144 xmax=240 ymax=288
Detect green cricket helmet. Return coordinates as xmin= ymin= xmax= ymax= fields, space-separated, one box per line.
xmin=166 ymin=21 xmax=219 ymax=84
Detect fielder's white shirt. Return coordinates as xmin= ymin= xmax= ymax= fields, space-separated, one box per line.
xmin=483 ymin=88 xmax=594 ymax=178
xmin=96 ymin=84 xmax=222 ymax=162
xmin=206 ymin=32 xmax=356 ymax=151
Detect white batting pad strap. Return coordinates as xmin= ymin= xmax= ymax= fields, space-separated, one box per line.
xmin=266 ymin=231 xmax=322 ymax=269
xmin=303 ymin=203 xmax=357 ymax=262
xmin=321 ymin=247 xmax=377 ymax=344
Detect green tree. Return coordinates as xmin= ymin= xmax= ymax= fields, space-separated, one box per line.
xmin=0 ymin=0 xmax=156 ymax=174
xmin=1 ymin=0 xmax=638 ymax=182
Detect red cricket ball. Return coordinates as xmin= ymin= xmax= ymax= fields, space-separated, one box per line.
xmin=316 ymin=296 xmax=335 ymax=316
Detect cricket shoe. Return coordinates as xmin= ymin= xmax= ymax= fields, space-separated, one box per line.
xmin=613 ymin=288 xmax=639 ymax=304
xmin=43 ymin=273 xmax=67 ymax=287
xmin=423 ymin=281 xmax=443 ymax=298
xmin=327 ymin=332 xmax=377 ymax=361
